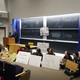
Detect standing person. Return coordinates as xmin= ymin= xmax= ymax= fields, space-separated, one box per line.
xmin=8 ymin=32 xmax=11 ymax=37
xmin=11 ymin=29 xmax=18 ymax=43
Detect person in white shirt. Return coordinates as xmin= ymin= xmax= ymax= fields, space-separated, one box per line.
xmin=0 ymin=44 xmax=8 ymax=54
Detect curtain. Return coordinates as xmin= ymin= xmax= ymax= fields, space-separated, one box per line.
xmin=78 ymin=17 xmax=80 ymax=51
xmin=12 ymin=19 xmax=20 ymax=43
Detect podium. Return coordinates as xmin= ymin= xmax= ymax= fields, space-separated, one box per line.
xmin=3 ymin=37 xmax=15 ymax=47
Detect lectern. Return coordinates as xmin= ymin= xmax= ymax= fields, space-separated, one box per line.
xmin=3 ymin=37 xmax=15 ymax=47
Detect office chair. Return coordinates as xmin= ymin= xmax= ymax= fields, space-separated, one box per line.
xmin=15 ymin=70 xmax=31 ymax=80
xmin=0 ymin=60 xmax=4 ymax=76
xmin=4 ymin=62 xmax=31 ymax=80
xmin=0 ymin=60 xmax=5 ymax=80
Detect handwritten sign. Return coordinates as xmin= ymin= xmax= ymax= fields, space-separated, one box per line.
xmin=16 ymin=51 xmax=31 ymax=64
xmin=29 ymin=55 xmax=41 ymax=67
xmin=37 ymin=42 xmax=49 ymax=53
xmin=42 ymin=55 xmax=61 ymax=70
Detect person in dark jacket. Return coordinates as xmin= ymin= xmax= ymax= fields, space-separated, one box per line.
xmin=11 ymin=29 xmax=18 ymax=43
xmin=17 ymin=46 xmax=26 ymax=53
xmin=63 ymin=51 xmax=72 ymax=61
xmin=32 ymin=48 xmax=43 ymax=61
xmin=25 ymin=44 xmax=30 ymax=52
xmin=36 ymin=48 xmax=43 ymax=57
xmin=60 ymin=51 xmax=72 ymax=69
xmin=64 ymin=52 xmax=80 ymax=80
xmin=47 ymin=48 xmax=55 ymax=55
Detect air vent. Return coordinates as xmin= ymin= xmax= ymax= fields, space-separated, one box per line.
xmin=0 ymin=11 xmax=8 ymax=18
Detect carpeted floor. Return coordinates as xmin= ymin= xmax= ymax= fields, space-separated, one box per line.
xmin=14 ymin=62 xmax=80 ymax=80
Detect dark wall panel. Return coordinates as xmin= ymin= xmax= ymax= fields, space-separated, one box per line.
xmin=20 ymin=14 xmax=79 ymax=53
xmin=48 ymin=30 xmax=78 ymax=41
xmin=47 ymin=15 xmax=79 ymax=41
xmin=47 ymin=15 xmax=79 ymax=28
xmin=20 ymin=39 xmax=78 ymax=54
xmin=21 ymin=17 xmax=43 ymax=39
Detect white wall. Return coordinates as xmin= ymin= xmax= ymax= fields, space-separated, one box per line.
xmin=0 ymin=0 xmax=7 ymax=11
xmin=7 ymin=0 xmax=80 ymax=19
xmin=0 ymin=0 xmax=9 ymax=37
xmin=6 ymin=0 xmax=80 ymax=32
xmin=0 ymin=18 xmax=9 ymax=37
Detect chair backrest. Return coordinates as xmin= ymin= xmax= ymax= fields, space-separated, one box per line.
xmin=0 ymin=60 xmax=4 ymax=76
xmin=65 ymin=60 xmax=78 ymax=72
xmin=4 ymin=62 xmax=23 ymax=80
xmin=15 ymin=64 xmax=24 ymax=74
xmin=0 ymin=60 xmax=3 ymax=69
xmin=19 ymin=70 xmax=31 ymax=80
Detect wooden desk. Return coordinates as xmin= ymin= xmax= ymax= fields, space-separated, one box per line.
xmin=9 ymin=44 xmax=25 ymax=54
xmin=3 ymin=37 xmax=15 ymax=47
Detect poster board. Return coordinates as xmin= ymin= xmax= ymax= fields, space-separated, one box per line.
xmin=37 ymin=42 xmax=49 ymax=53
xmin=40 ymin=27 xmax=49 ymax=36
xmin=42 ymin=55 xmax=61 ymax=70
xmin=65 ymin=60 xmax=78 ymax=72
xmin=16 ymin=51 xmax=31 ymax=64
xmin=29 ymin=55 xmax=41 ymax=67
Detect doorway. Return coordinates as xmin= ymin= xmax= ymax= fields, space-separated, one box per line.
xmin=0 ymin=27 xmax=6 ymax=44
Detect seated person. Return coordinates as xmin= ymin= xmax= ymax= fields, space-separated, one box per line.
xmin=47 ymin=48 xmax=55 ymax=55
xmin=64 ymin=52 xmax=80 ymax=79
xmin=60 ymin=51 xmax=72 ymax=69
xmin=32 ymin=48 xmax=43 ymax=61
xmin=73 ymin=52 xmax=80 ymax=63
xmin=17 ymin=46 xmax=26 ymax=53
xmin=25 ymin=44 xmax=30 ymax=52
xmin=0 ymin=44 xmax=9 ymax=59
xmin=0 ymin=44 xmax=8 ymax=54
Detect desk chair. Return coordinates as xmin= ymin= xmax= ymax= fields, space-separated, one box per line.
xmin=4 ymin=62 xmax=31 ymax=80
xmin=16 ymin=70 xmax=31 ymax=80
xmin=0 ymin=60 xmax=4 ymax=76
